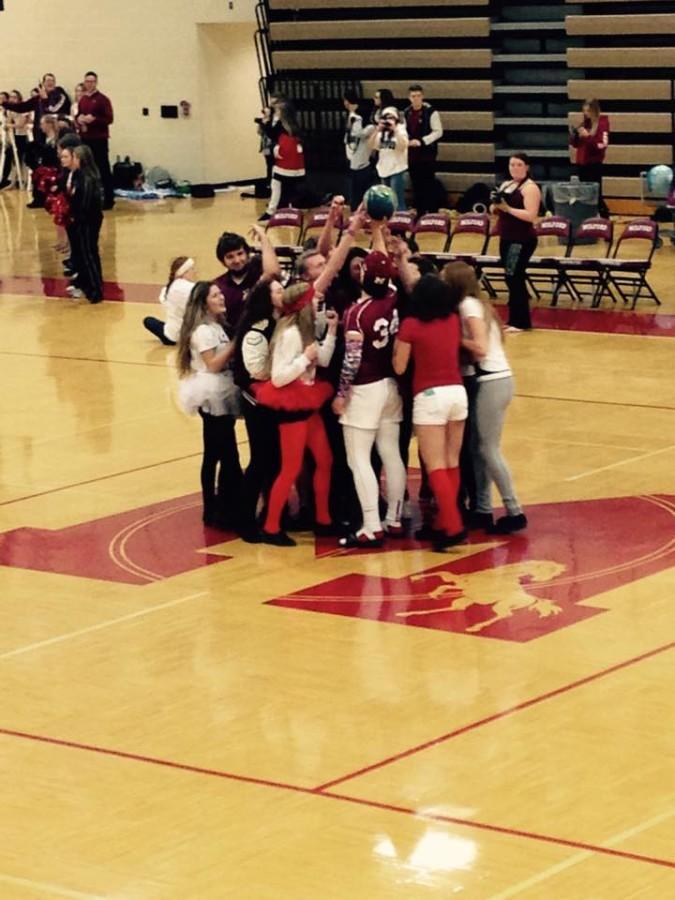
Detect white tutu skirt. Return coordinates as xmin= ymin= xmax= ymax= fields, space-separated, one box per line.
xmin=178 ymin=371 xmax=241 ymax=417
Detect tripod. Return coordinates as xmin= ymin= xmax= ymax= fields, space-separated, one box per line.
xmin=0 ymin=109 xmax=25 ymax=190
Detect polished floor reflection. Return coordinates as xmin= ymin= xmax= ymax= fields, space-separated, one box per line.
xmin=0 ymin=190 xmax=673 ymax=898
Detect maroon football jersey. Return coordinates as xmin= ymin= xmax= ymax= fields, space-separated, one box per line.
xmin=343 ymin=291 xmax=399 ymax=385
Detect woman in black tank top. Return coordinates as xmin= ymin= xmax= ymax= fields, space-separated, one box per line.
xmin=491 ymin=153 xmax=542 ymax=331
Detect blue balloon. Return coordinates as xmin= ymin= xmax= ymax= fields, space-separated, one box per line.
xmin=646 ymin=165 xmax=673 ymax=195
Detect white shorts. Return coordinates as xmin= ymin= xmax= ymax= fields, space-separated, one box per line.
xmin=413 ymin=384 xmax=468 ymax=426
xmin=340 ymin=377 xmax=403 ymax=430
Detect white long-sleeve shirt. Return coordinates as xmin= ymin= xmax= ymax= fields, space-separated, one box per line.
xmin=271 ymin=325 xmax=335 ymax=387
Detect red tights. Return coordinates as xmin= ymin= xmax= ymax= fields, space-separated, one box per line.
xmin=264 ymin=414 xmax=333 ymax=533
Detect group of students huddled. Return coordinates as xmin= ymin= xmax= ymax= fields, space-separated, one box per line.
xmin=145 ymin=196 xmax=527 ymax=550
xmin=1 ymin=71 xmax=114 ymax=303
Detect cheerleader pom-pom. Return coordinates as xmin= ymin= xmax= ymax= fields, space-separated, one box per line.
xmin=252 ymin=379 xmax=333 ymax=412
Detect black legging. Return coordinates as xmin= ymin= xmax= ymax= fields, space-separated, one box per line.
xmin=72 ymin=214 xmax=103 ymax=302
xmin=500 ymin=238 xmax=537 ymax=330
xmin=199 ymin=411 xmax=243 ymax=528
xmin=240 ymin=399 xmax=280 ymax=533
xmin=578 ymin=162 xmax=608 ymax=218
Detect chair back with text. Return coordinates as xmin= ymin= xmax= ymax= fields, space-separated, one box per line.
xmin=387 ymin=209 xmax=416 ymax=237
xmin=302 ymin=207 xmax=344 ymax=245
xmin=414 ymin=211 xmax=451 ymax=252
xmin=265 ymin=208 xmax=305 ymax=249
xmin=533 ymin=216 xmax=572 ymax=258
xmin=569 ymin=217 xmax=614 ymax=260
xmin=612 ymin=219 xmax=658 ymax=263
xmin=446 ymin=212 xmax=490 ymax=260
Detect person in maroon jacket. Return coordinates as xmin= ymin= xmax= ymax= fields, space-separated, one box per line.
xmin=569 ymin=98 xmax=610 ymax=217
xmin=77 ymin=71 xmax=115 ymax=209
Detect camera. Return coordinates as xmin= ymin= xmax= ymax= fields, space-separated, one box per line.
xmin=490 ymin=188 xmax=504 ymax=205
xmin=254 ymin=117 xmax=263 ymax=125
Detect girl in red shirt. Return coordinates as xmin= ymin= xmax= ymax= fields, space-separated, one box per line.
xmin=570 ymin=98 xmax=610 ymax=217
xmin=393 ymin=275 xmax=467 ymax=550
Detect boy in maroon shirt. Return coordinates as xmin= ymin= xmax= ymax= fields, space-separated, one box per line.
xmin=212 ymin=226 xmax=281 ymax=330
xmin=77 ymin=72 xmax=115 ymax=208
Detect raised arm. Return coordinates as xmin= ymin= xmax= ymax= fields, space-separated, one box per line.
xmin=317 ymin=195 xmax=345 ymax=259
xmin=249 ymin=224 xmax=281 ymax=281
xmin=313 ymin=208 xmax=368 ymax=297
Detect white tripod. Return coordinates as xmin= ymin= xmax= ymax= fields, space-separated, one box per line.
xmin=0 ymin=108 xmax=25 ymax=191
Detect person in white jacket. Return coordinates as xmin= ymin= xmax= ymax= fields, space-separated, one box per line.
xmin=368 ymin=106 xmax=408 ymax=211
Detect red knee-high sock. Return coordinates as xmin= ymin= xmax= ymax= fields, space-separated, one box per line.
xmin=307 ymin=413 xmax=333 ymax=525
xmin=264 ymin=420 xmax=307 ymax=533
xmin=428 ymin=468 xmax=463 ymax=535
xmin=446 ymin=466 xmax=462 ymax=529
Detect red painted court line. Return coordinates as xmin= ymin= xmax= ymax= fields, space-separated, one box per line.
xmin=0 ymin=453 xmax=201 ymax=508
xmin=0 ymin=726 xmax=672 ymax=871
xmin=321 ymin=792 xmax=675 ymax=871
xmin=0 ymin=274 xmax=160 ymax=303
xmin=314 ymin=641 xmax=675 ymax=792
xmin=498 ymin=304 xmax=675 ymax=338
xmin=3 ymin=274 xmax=675 ymax=336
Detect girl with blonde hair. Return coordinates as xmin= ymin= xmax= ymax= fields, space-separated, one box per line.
xmin=253 ymin=282 xmax=338 ymax=545
xmin=443 ymin=261 xmax=526 ymax=534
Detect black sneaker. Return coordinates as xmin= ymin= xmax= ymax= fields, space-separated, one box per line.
xmin=414 ymin=523 xmax=443 ymax=541
xmin=468 ymin=512 xmax=494 ymax=531
xmin=432 ymin=529 xmax=468 ymax=552
xmin=257 ymin=212 xmax=272 ymax=222
xmin=261 ymin=530 xmax=296 ymax=547
xmin=490 ymin=514 xmax=528 ymax=534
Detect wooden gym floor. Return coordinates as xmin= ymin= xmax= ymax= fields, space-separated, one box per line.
xmin=0 ymin=189 xmax=673 ymax=899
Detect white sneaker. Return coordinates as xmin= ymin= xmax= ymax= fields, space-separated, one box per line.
xmin=66 ymin=286 xmax=84 ymax=299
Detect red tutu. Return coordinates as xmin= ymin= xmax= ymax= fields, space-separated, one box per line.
xmin=252 ymin=379 xmax=334 ymax=412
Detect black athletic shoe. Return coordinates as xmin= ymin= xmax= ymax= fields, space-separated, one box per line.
xmin=257 ymin=212 xmax=272 ymax=222
xmin=414 ymin=523 xmax=444 ymax=541
xmin=468 ymin=511 xmax=494 ymax=531
xmin=261 ymin=530 xmax=296 ymax=547
xmin=489 ymin=514 xmax=528 ymax=534
xmin=432 ymin=529 xmax=468 ymax=552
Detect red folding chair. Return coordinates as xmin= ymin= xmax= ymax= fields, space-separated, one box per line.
xmin=557 ymin=217 xmax=614 ymax=306
xmin=265 ymin=208 xmax=305 ymax=275
xmin=443 ymin=212 xmax=490 ymax=263
xmin=597 ymin=218 xmax=661 ymax=309
xmin=302 ymin=207 xmax=345 ymax=246
xmin=527 ymin=216 xmax=573 ymax=306
xmin=414 ymin=211 xmax=451 ymax=253
xmin=387 ymin=209 xmax=416 ymax=237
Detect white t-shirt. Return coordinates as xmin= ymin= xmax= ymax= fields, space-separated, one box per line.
xmin=271 ymin=325 xmax=335 ymax=387
xmin=160 ymin=277 xmax=194 ymax=342
xmin=190 ymin=321 xmax=230 ymax=373
xmin=459 ymin=296 xmax=511 ymax=381
xmin=374 ymin=124 xmax=409 ymax=178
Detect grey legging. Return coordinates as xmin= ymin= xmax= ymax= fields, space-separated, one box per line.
xmin=474 ymin=375 xmax=522 ymax=516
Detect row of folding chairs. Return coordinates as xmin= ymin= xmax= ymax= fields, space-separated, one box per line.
xmin=264 ymin=208 xmax=661 ymax=310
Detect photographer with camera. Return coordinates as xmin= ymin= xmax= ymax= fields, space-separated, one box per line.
xmin=569 ymin=98 xmax=610 ymax=218
xmin=367 ymin=106 xmax=408 ymax=211
xmin=490 ymin=153 xmax=541 ymax=332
